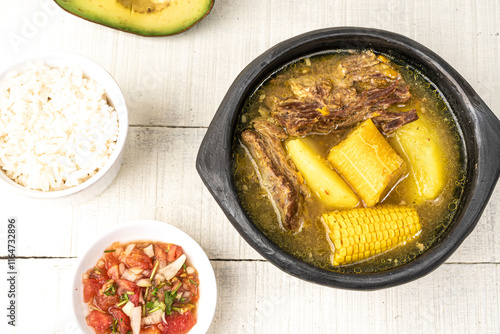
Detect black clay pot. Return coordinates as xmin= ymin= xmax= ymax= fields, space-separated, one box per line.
xmin=196 ymin=27 xmax=500 ymax=290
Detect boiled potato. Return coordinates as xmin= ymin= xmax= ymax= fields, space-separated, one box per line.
xmin=389 ymin=118 xmax=446 ymax=204
xmin=285 ymin=138 xmax=359 ymax=209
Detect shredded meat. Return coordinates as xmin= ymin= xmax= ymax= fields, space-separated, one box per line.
xmin=240 ymin=119 xmax=306 ymax=231
xmin=372 ymin=108 xmax=419 ymax=133
xmin=272 ymin=51 xmax=417 ymax=136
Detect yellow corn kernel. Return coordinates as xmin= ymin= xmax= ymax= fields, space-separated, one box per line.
xmin=327 ymin=119 xmax=405 ymax=207
xmin=323 ymin=205 xmax=422 ymax=266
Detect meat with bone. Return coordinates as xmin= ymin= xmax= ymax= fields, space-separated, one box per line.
xmin=272 ymin=51 xmax=416 ymax=136
xmin=240 ymin=119 xmax=307 ymax=231
xmin=275 ymin=79 xmax=413 ymax=135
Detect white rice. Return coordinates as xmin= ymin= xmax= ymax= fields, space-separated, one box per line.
xmin=0 ymin=62 xmax=119 ymax=191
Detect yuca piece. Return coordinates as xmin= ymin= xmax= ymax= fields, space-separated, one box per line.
xmin=285 ymin=138 xmax=359 ymax=209
xmin=323 ymin=205 xmax=422 ymax=266
xmin=327 ymin=119 xmax=405 ymax=207
xmin=388 ymin=118 xmax=446 ymax=204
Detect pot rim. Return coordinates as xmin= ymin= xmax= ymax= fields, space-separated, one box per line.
xmin=197 ymin=27 xmax=500 ymax=289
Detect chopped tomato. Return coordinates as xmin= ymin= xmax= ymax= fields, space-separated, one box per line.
xmin=181 ymin=277 xmax=198 ymax=296
xmin=109 ymin=307 xmax=132 ymax=334
xmin=107 ymin=265 xmax=120 ymax=280
xmin=116 ymin=279 xmax=137 ymax=293
xmin=123 ymin=248 xmax=153 ymax=270
xmin=89 ymin=267 xmax=109 ymax=285
xmin=94 ymin=291 xmax=119 ymax=311
xmin=83 ymin=278 xmax=101 ymax=303
xmin=154 ymin=244 xmax=168 ymax=268
xmin=166 ymin=245 xmax=183 ymax=263
xmin=103 ymin=253 xmax=121 ymax=269
xmin=116 ymin=279 xmax=141 ymax=306
xmin=157 ymin=311 xmax=197 ymax=334
xmin=87 ymin=310 xmax=113 ymax=333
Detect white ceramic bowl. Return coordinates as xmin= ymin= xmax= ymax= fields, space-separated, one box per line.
xmin=0 ymin=51 xmax=128 ymax=204
xmin=72 ymin=220 xmax=217 ymax=334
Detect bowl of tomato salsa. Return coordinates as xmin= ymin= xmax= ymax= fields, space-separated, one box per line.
xmin=72 ymin=220 xmax=217 ymax=334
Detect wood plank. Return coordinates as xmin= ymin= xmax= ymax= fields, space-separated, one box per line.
xmin=1 ymin=259 xmax=499 ymax=334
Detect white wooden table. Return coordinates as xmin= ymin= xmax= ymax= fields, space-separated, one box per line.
xmin=1 ymin=1 xmax=500 ymax=333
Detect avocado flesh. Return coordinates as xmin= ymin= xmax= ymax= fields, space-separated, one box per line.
xmin=55 ymin=0 xmax=214 ymax=36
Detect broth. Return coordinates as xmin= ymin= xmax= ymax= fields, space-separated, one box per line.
xmin=232 ymin=51 xmax=466 ymax=273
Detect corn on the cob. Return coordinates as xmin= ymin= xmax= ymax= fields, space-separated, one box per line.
xmin=322 ymin=205 xmax=422 ymax=266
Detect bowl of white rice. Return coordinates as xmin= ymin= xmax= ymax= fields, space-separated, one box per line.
xmin=0 ymin=51 xmax=128 ymax=204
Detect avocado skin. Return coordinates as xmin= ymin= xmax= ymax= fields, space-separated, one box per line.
xmin=54 ymin=0 xmax=214 ymax=37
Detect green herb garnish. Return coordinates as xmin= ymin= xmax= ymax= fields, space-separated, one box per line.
xmin=189 ymin=279 xmax=198 ymax=287
xmin=111 ymin=319 xmax=119 ymax=333
xmin=116 ymin=299 xmax=128 ymax=307
xmin=150 ymin=260 xmax=159 ymax=280
xmin=104 ymin=249 xmax=116 ymax=253
xmin=164 ymin=291 xmax=176 ymax=315
xmin=119 ymin=293 xmax=130 ymax=302
xmin=172 ymin=283 xmax=181 ymax=294
xmin=146 ymin=299 xmax=166 ymax=314
xmin=103 ymin=281 xmax=117 ymax=296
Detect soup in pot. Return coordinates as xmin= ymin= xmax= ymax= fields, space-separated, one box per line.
xmin=232 ymin=50 xmax=466 ymax=273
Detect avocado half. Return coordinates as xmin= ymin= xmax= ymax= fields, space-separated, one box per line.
xmin=55 ymin=0 xmax=214 ymax=36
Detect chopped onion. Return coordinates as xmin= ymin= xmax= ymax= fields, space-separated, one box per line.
xmin=122 ymin=268 xmax=143 ymax=282
xmin=115 ymin=247 xmax=123 ymax=257
xmin=183 ymin=291 xmax=192 ymax=298
xmin=186 ymin=266 xmax=195 ymax=275
xmin=143 ymin=244 xmax=154 ymax=258
xmin=161 ymin=312 xmax=167 ymax=324
xmin=157 ymin=254 xmax=186 ymax=281
xmin=130 ymin=306 xmax=142 ymax=334
xmin=139 ymin=291 xmax=145 ymax=305
xmin=136 ymin=278 xmax=153 ymax=287
xmin=130 ymin=267 xmax=143 ymax=275
xmin=124 ymin=243 xmax=136 ymax=256
xmin=155 ymin=273 xmax=166 ymax=282
xmin=141 ymin=309 xmax=163 ymax=325
xmin=122 ymin=301 xmax=135 ymax=317
xmin=119 ymin=263 xmax=126 ymax=275
xmin=82 ymin=273 xmax=89 ymax=280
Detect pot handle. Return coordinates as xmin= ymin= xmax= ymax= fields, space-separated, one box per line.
xmin=474 ymin=97 xmax=500 ymax=181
